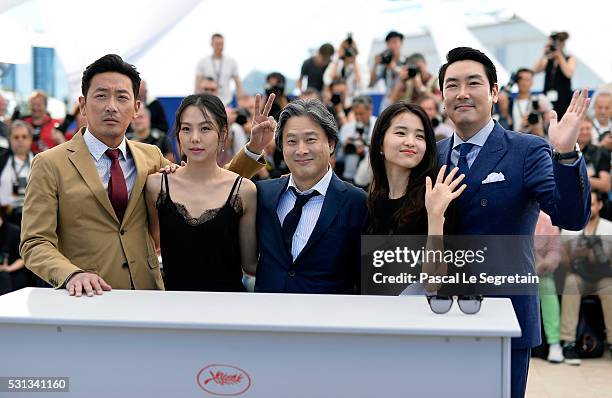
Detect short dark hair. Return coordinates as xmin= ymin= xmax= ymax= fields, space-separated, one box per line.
xmin=318 ymin=43 xmax=335 ymax=58
xmin=266 ymin=72 xmax=286 ymax=86
xmin=516 ymin=68 xmax=534 ymax=78
xmin=275 ymin=99 xmax=338 ymax=152
xmin=81 ymin=54 xmax=141 ymax=98
xmin=211 ymin=33 xmax=223 ymax=40
xmin=438 ymin=47 xmax=497 ymax=92
xmin=385 ymin=30 xmax=404 ymax=42
xmin=592 ymin=189 xmax=607 ymax=204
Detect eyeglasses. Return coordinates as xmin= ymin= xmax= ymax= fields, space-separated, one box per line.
xmin=426 ymin=295 xmax=483 ymax=315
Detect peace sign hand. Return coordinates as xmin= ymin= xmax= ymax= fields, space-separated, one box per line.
xmin=548 ymin=88 xmax=590 ymax=153
xmin=247 ymin=93 xmax=277 ymax=155
xmin=425 ymin=165 xmax=467 ymax=218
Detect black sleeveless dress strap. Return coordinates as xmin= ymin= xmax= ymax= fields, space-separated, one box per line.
xmin=156 ymin=174 xmax=246 ymax=292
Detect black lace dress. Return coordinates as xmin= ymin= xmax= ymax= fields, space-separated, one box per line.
xmin=156 ymin=173 xmax=246 ymax=292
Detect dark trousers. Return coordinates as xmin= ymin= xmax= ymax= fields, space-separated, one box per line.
xmin=511 ymin=348 xmax=531 ymax=398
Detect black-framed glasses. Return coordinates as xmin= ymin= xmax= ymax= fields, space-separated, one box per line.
xmin=426 ymin=295 xmax=483 ymax=314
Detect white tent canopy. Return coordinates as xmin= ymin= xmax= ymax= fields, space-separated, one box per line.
xmin=2 ymin=0 xmax=610 ymax=99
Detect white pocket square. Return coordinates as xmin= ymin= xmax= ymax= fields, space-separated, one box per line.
xmin=482 ymin=172 xmax=506 ymax=184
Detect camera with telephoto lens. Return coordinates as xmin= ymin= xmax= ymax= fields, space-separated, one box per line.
xmin=527 ymin=97 xmax=540 ymax=125
xmin=265 ymin=83 xmax=284 ymax=98
xmin=13 ymin=177 xmax=27 ymax=196
xmin=234 ymin=108 xmax=250 ymax=126
xmin=501 ymin=72 xmax=519 ymax=94
xmin=548 ymin=32 xmax=560 ymax=53
xmin=380 ymin=49 xmax=394 ymax=65
xmin=343 ymin=47 xmax=357 ymax=59
xmin=405 ymin=63 xmax=418 ymax=79
xmin=331 ymin=93 xmax=342 ymax=106
xmin=355 ymin=122 xmax=365 ymax=137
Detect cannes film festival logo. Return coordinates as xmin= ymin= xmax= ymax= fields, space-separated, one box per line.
xmin=197 ymin=364 xmax=252 ymax=396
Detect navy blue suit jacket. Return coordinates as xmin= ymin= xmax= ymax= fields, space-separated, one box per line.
xmin=254 ymin=173 xmax=368 ymax=294
xmin=438 ymin=122 xmax=591 ymax=348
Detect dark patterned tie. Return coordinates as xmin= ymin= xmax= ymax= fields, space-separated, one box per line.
xmin=457 ymin=143 xmax=475 ymax=176
xmin=282 ymin=187 xmax=320 ymax=253
xmin=105 ymin=148 xmax=128 ymax=222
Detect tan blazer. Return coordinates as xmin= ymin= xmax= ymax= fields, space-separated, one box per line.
xmin=20 ymin=129 xmax=263 ymax=290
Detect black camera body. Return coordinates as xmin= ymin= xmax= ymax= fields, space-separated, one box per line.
xmin=343 ymin=47 xmax=357 ymax=59
xmin=407 ymin=63 xmax=418 ymax=79
xmin=13 ymin=176 xmax=27 ymax=196
xmin=548 ymin=32 xmax=560 ymax=53
xmin=528 ymin=98 xmax=540 ymax=125
xmin=331 ymin=93 xmax=343 ymax=106
xmin=380 ymin=49 xmax=394 ymax=65
xmin=234 ymin=108 xmax=250 ymax=126
xmin=264 ymin=84 xmax=284 ymax=98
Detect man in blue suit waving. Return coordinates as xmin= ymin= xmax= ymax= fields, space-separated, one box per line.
xmin=255 ymin=99 xmax=367 ymax=294
xmin=437 ymin=47 xmax=591 ymax=398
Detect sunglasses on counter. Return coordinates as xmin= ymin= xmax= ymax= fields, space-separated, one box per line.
xmin=426 ymin=295 xmax=484 ymax=315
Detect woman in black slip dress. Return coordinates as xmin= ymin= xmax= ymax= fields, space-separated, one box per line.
xmin=144 ymin=93 xmax=274 ymax=292
xmin=364 ymin=102 xmax=466 ymax=293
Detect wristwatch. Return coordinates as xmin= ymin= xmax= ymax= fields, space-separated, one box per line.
xmin=552 ymin=143 xmax=581 ymax=162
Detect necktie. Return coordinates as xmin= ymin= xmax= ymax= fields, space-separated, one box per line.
xmin=457 ymin=143 xmax=475 ymax=177
xmin=105 ymin=148 xmax=128 ymax=222
xmin=282 ymin=187 xmax=320 ymax=253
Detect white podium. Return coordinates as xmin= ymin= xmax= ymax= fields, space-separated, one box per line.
xmin=0 ymin=288 xmax=520 ymax=397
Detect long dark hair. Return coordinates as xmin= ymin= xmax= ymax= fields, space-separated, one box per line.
xmin=367 ymin=102 xmax=438 ymax=233
xmin=173 ymin=93 xmax=228 ymax=154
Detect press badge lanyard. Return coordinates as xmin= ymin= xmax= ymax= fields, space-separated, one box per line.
xmin=11 ymin=153 xmax=31 ymax=181
xmin=212 ymin=57 xmax=223 ymax=87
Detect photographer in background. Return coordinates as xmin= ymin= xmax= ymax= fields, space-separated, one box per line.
xmin=298 ymin=43 xmax=335 ymax=93
xmin=196 ymin=76 xmax=219 ymax=96
xmin=21 ymin=91 xmax=65 ymax=153
xmin=324 ymin=34 xmax=363 ymax=107
xmin=369 ymin=31 xmax=404 ymax=98
xmin=325 ymin=79 xmax=350 ymax=129
xmin=264 ymin=72 xmax=289 ymax=121
xmin=0 ymin=121 xmax=34 ymax=226
xmin=498 ymin=68 xmax=552 ymax=135
xmin=560 ymin=190 xmax=612 ymax=365
xmin=418 ymin=96 xmax=453 ymax=140
xmin=533 ymin=31 xmax=575 ymax=118
xmin=0 ymin=93 xmax=8 ymax=144
xmin=128 ymin=107 xmax=175 ymax=163
xmin=389 ymin=53 xmax=440 ymax=104
xmin=337 ymin=96 xmax=375 ymax=183
xmin=0 ymin=205 xmax=25 ymax=295
xmin=578 ymin=117 xmax=611 ymax=195
xmin=592 ymin=91 xmax=612 ymax=142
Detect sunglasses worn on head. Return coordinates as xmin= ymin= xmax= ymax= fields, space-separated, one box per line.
xmin=426 ymin=295 xmax=483 ymax=315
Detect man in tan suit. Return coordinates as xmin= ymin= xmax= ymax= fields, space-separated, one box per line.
xmin=20 ymin=54 xmax=276 ymax=297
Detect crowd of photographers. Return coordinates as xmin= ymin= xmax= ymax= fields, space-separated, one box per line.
xmin=1 ymin=29 xmax=612 ymax=366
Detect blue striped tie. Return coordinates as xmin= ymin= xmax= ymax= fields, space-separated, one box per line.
xmin=457 ymin=143 xmax=475 ymax=176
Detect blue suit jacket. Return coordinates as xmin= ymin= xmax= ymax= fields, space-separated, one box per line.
xmin=437 ymin=122 xmax=591 ymax=348
xmin=254 ymin=173 xmax=368 ymax=294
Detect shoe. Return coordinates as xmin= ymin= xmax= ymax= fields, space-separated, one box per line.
xmin=562 ymin=342 xmax=582 ymax=366
xmin=547 ymin=343 xmax=564 ymax=363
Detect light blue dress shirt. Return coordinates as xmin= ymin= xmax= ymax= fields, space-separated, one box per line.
xmin=449 ymin=118 xmax=495 ymax=169
xmin=83 ymin=129 xmax=137 ymax=197
xmin=276 ymin=167 xmax=333 ymax=262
